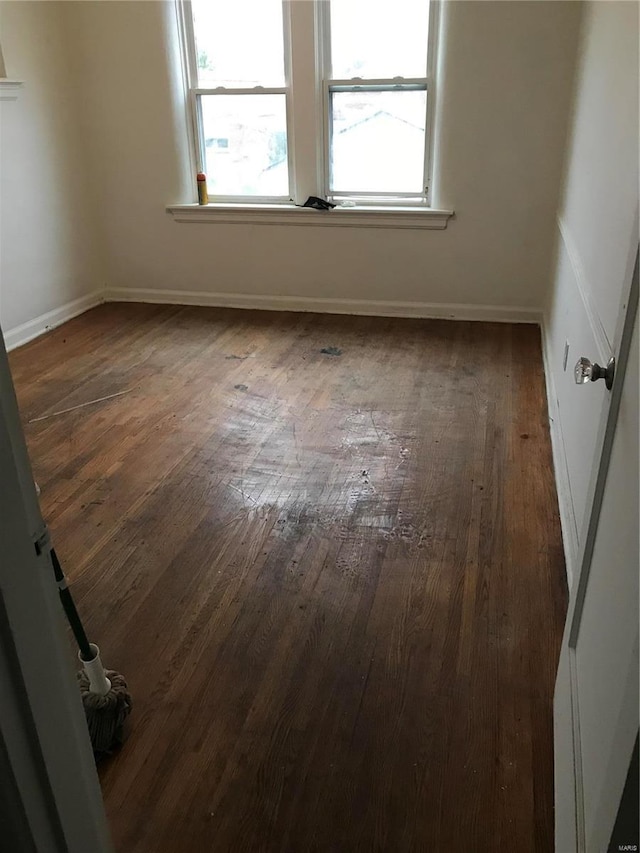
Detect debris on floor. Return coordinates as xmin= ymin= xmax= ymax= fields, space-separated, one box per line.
xmin=234 ymin=384 xmax=248 ymax=392
xmin=29 ymin=389 xmax=133 ymax=423
xmin=320 ymin=346 xmax=342 ymax=356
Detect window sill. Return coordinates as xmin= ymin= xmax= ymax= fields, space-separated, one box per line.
xmin=166 ymin=203 xmax=454 ymax=230
xmin=0 ymin=79 xmax=24 ymax=101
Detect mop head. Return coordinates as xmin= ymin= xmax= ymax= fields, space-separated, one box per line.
xmin=77 ymin=669 xmax=133 ymax=759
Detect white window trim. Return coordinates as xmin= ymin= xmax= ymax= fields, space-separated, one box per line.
xmin=166 ymin=202 xmax=453 ymax=229
xmin=173 ymin=0 xmax=452 ymax=225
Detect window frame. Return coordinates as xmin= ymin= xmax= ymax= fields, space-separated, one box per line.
xmin=318 ymin=0 xmax=439 ymax=206
xmin=180 ymin=0 xmax=296 ymax=204
xmin=178 ymin=0 xmax=440 ymax=208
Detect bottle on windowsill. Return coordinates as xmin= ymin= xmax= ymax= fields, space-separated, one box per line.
xmin=197 ymin=172 xmax=209 ymax=205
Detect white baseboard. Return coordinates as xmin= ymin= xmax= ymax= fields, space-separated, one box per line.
xmin=3 ymin=291 xmax=104 ymax=352
xmin=104 ymin=287 xmax=542 ymax=324
xmin=540 ymin=314 xmax=578 ymax=588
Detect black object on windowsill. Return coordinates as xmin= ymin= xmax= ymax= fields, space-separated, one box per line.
xmin=299 ymin=196 xmax=336 ymax=211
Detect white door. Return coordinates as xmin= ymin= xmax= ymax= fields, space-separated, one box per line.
xmin=554 ymin=257 xmax=639 ymax=852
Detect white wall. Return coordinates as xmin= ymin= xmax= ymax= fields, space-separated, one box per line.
xmin=0 ymin=1 xmax=107 ymax=347
xmin=0 ymin=1 xmax=584 ymax=340
xmin=65 ymin=0 xmax=581 ymax=314
xmin=544 ymin=1 xmax=639 ymax=582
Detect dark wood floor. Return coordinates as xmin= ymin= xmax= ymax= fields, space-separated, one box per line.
xmin=10 ymin=303 xmax=567 ymax=852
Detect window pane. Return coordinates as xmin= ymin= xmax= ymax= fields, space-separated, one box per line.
xmin=330 ymin=90 xmax=426 ymax=193
xmin=192 ymin=0 xmax=285 ymax=87
xmin=330 ymin=0 xmax=430 ymax=79
xmin=201 ymin=95 xmax=289 ymax=196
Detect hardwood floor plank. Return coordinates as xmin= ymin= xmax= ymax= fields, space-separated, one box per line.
xmin=9 ymin=304 xmax=567 ymax=852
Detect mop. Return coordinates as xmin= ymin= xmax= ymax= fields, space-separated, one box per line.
xmin=50 ymin=547 xmax=132 ymax=758
xmin=0 ymin=332 xmax=131 ymax=759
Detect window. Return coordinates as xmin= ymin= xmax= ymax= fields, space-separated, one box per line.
xmin=186 ymin=0 xmax=290 ymax=199
xmin=180 ymin=0 xmax=439 ymax=206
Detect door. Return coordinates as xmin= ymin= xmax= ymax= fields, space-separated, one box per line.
xmin=0 ymin=332 xmax=112 ymax=851
xmin=554 ymin=256 xmax=639 ymax=852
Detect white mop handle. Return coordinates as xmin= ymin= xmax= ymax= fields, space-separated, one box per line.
xmin=80 ymin=644 xmax=112 ymax=696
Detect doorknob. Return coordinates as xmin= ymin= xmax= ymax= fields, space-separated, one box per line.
xmin=574 ymin=356 xmax=616 ymax=390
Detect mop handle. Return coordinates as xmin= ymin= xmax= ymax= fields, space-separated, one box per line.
xmin=50 ymin=548 xmax=94 ymax=662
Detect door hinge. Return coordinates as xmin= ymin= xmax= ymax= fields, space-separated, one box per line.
xmin=33 ymin=526 xmax=51 ymax=556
